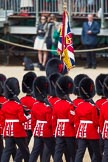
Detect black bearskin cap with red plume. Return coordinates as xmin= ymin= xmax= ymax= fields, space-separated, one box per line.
xmin=45 ymin=58 xmax=64 ymax=77
xmin=95 ymin=74 xmax=108 ymax=96
xmin=55 ymin=75 xmax=74 ymax=98
xmin=48 ymin=72 xmax=62 ymax=96
xmin=79 ymin=77 xmax=95 ymax=100
xmin=4 ymin=77 xmax=20 ymax=99
xmin=22 ymin=72 xmax=37 ymax=93
xmin=33 ymin=76 xmax=50 ymax=102
xmin=73 ymin=74 xmax=88 ymax=96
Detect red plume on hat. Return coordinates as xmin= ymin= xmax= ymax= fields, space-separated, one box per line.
xmin=45 ymin=58 xmax=64 ymax=77
xmin=55 ymin=75 xmax=74 ymax=99
xmin=33 ymin=76 xmax=50 ymax=102
xmin=73 ymin=74 xmax=88 ymax=96
xmin=22 ymin=72 xmax=37 ymax=94
xmin=4 ymin=77 xmax=20 ymax=99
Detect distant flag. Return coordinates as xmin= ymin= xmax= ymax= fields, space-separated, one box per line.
xmin=57 ymin=10 xmax=75 ymax=71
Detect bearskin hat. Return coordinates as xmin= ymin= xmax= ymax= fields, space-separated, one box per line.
xmin=79 ymin=77 xmax=95 ymax=100
xmin=45 ymin=58 xmax=65 ymax=76
xmin=4 ymin=77 xmax=20 ymax=99
xmin=33 ymin=76 xmax=50 ymax=102
xmin=55 ymin=75 xmax=74 ymax=99
xmin=0 ymin=74 xmax=6 ymax=95
xmin=103 ymin=76 xmax=108 ymax=98
xmin=95 ymin=74 xmax=108 ymax=96
xmin=22 ymin=72 xmax=37 ymax=94
xmin=73 ymin=74 xmax=88 ymax=96
xmin=48 ymin=72 xmax=62 ymax=96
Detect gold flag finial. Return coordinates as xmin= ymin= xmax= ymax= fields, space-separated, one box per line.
xmin=63 ymin=1 xmax=67 ymax=11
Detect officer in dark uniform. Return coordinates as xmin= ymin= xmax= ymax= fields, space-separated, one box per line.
xmin=81 ymin=14 xmax=100 ymax=69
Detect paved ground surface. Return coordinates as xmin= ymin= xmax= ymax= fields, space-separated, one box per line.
xmin=1 ymin=57 xmax=108 ymax=162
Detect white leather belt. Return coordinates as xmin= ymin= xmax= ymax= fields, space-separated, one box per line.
xmin=36 ymin=120 xmax=47 ymax=124
xmin=80 ymin=120 xmax=93 ymax=124
xmin=57 ymin=119 xmax=69 ymax=122
xmin=5 ymin=119 xmax=19 ymax=122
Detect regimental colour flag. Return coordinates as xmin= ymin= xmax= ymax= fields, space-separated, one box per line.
xmin=57 ymin=10 xmax=75 ymax=71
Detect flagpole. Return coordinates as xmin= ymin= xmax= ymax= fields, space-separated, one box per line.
xmin=57 ymin=0 xmax=75 ymax=71
xmin=61 ymin=1 xmax=67 ymax=57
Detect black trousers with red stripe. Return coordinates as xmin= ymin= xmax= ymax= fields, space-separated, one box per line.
xmin=29 ymin=137 xmax=55 ymax=162
xmin=1 ymin=137 xmax=30 ymax=162
xmin=14 ymin=130 xmax=32 ymax=162
xmin=54 ymin=137 xmax=76 ymax=162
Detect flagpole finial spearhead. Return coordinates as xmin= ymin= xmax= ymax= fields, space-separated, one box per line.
xmin=63 ymin=1 xmax=67 ymax=11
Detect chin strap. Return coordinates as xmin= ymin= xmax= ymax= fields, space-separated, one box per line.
xmin=35 ymin=86 xmax=52 ymax=108
xmin=104 ymin=82 xmax=108 ymax=91
xmin=80 ymin=86 xmax=90 ymax=99
xmin=22 ymin=82 xmax=33 ymax=95
xmin=56 ymin=82 xmax=76 ymax=109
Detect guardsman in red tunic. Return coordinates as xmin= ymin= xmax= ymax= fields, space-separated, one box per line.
xmin=95 ymin=74 xmax=108 ymax=111
xmin=95 ymin=74 xmax=108 ymax=156
xmin=29 ymin=76 xmax=54 ymax=162
xmin=41 ymin=72 xmax=61 ymax=162
xmin=75 ymin=77 xmax=102 ymax=162
xmin=0 ymin=74 xmax=7 ymax=162
xmin=14 ymin=72 xmax=37 ymax=162
xmin=73 ymin=74 xmax=88 ymax=108
xmin=0 ymin=77 xmax=30 ymax=162
xmin=73 ymin=74 xmax=96 ymax=161
xmin=48 ymin=73 xmax=72 ymax=162
xmin=52 ymin=75 xmax=76 ymax=162
xmin=99 ymin=76 xmax=108 ymax=162
xmin=48 ymin=72 xmax=62 ymax=106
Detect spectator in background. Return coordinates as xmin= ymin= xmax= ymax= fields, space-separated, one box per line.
xmin=87 ymin=0 xmax=94 ymax=13
xmin=81 ymin=14 xmax=100 ymax=69
xmin=34 ymin=16 xmax=48 ymax=71
xmin=20 ymin=0 xmax=33 ymax=9
xmin=19 ymin=0 xmax=33 ymax=16
xmin=45 ymin=14 xmax=60 ymax=59
xmin=58 ymin=0 xmax=63 ymax=14
xmin=51 ymin=22 xmax=60 ymax=57
xmin=74 ymin=0 xmax=86 ymax=15
xmin=46 ymin=0 xmax=57 ymax=12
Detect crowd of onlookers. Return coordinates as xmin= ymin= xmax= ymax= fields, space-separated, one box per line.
xmin=0 ymin=0 xmax=108 ymax=16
